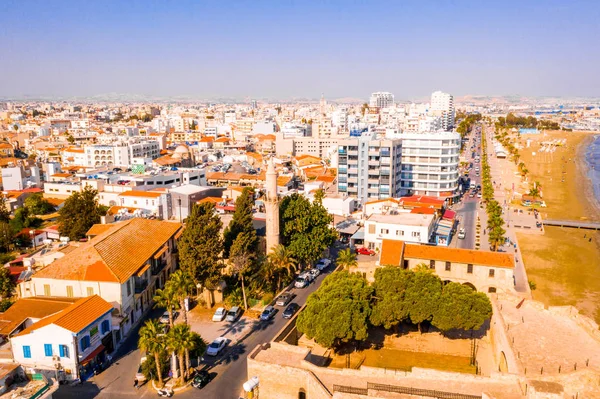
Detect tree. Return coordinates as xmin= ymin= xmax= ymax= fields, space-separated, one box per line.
xmin=167 ymin=323 xmax=195 ymax=383
xmin=370 ymin=266 xmax=413 ymax=330
xmin=0 ymin=267 xmax=15 ymax=299
xmin=66 ymin=133 xmax=75 ymax=144
xmin=432 ymin=282 xmax=492 ymax=332
xmin=404 ymin=268 xmax=443 ymax=333
xmin=488 ymin=225 xmax=506 ymax=251
xmin=167 ymin=270 xmax=195 ymax=325
xmin=296 ymin=271 xmax=372 ymax=349
xmin=58 ymin=186 xmax=106 ymax=240
xmin=10 ymin=207 xmax=42 ymax=232
xmin=267 ymin=244 xmax=296 ymax=291
xmin=280 ymin=192 xmax=337 ymax=266
xmin=229 ymin=230 xmax=258 ymax=310
xmin=0 ymin=222 xmax=14 ymax=253
xmin=24 ymin=194 xmax=55 ymax=215
xmin=336 ymin=248 xmax=357 ymax=270
xmin=153 ymin=286 xmax=179 ymax=328
xmin=223 ymin=188 xmax=255 ymax=258
xmin=139 ymin=320 xmax=166 ymax=385
xmin=178 ymin=202 xmax=223 ymax=288
xmin=0 ymin=195 xmax=10 ymax=223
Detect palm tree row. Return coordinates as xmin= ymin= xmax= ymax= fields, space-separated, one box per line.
xmin=483 ymin=125 xmax=506 ymax=251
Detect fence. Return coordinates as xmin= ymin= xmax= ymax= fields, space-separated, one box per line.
xmin=332 ymin=385 xmax=368 ymax=395
xmin=367 ymin=382 xmax=482 ymax=399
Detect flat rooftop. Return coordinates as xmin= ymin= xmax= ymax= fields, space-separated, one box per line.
xmin=367 ymin=212 xmax=434 ymax=227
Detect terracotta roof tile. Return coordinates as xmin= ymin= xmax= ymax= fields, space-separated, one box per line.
xmin=379 ymin=240 xmax=405 ymax=266
xmin=0 ymin=297 xmax=78 ymax=336
xmin=86 ymin=224 xmax=113 ymax=237
xmin=119 ymin=190 xmax=163 ymax=198
xmin=403 ymin=244 xmax=515 ymax=268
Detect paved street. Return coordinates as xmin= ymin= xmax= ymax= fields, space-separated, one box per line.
xmin=54 ymin=257 xmax=338 ymax=399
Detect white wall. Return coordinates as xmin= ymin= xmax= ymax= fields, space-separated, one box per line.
xmin=364 ymin=219 xmax=434 ymax=247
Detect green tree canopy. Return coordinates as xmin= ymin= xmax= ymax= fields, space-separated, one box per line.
xmin=405 ymin=267 xmax=443 ymax=332
xmin=178 ymin=202 xmax=223 ymax=288
xmin=297 ymin=271 xmax=372 ymax=349
xmin=280 ymin=191 xmax=337 ymax=266
xmin=0 ymin=222 xmax=14 ymax=253
xmin=223 ymin=187 xmax=255 ymax=258
xmin=58 ymin=186 xmax=106 ymax=240
xmin=432 ymin=282 xmax=493 ymax=332
xmin=0 ymin=267 xmax=15 ymax=299
xmin=230 ymin=230 xmax=259 ymax=309
xmin=24 ymin=194 xmax=55 ymax=215
xmin=370 ymin=266 xmax=413 ymax=330
xmin=336 ymin=248 xmax=357 ymax=270
xmin=138 ymin=319 xmax=166 ymax=385
xmin=0 ymin=195 xmax=10 ymax=223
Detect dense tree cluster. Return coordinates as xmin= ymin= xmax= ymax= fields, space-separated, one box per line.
xmin=496 ymin=113 xmax=561 ymax=130
xmin=58 ymin=186 xmax=107 ymax=240
xmin=456 ymin=113 xmax=482 ymax=137
xmin=297 ymin=267 xmax=493 ymax=350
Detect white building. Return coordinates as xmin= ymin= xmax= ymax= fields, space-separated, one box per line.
xmin=430 ymin=91 xmax=455 ymax=131
xmin=369 ymin=92 xmax=395 ymax=109
xmin=363 ymin=212 xmax=436 ymax=249
xmin=84 ymin=140 xmax=160 ymax=168
xmin=400 ymin=132 xmax=461 ymax=199
xmin=1 ymin=165 xmax=41 ymax=191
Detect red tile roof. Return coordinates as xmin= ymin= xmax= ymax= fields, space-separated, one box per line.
xmin=403 ymin=244 xmax=515 ymax=268
xmin=379 ymin=240 xmax=405 ymax=266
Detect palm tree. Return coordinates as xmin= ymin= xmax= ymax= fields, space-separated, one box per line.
xmin=336 ymin=248 xmax=357 ymax=270
xmin=139 ymin=320 xmax=166 ymax=385
xmin=488 ymin=226 xmax=506 ymax=251
xmin=168 ymin=270 xmax=195 ymax=325
xmin=166 ymin=324 xmax=195 ymax=383
xmin=154 ymin=285 xmax=178 ymax=328
xmin=267 ymin=244 xmax=296 ymax=290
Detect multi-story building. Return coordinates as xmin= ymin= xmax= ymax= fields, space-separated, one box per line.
xmin=363 ymin=212 xmax=436 ymax=248
xmin=84 ymin=140 xmax=160 ymax=168
xmin=369 ymin=92 xmax=395 ymax=109
xmin=400 ymin=132 xmax=461 ymax=199
xmin=337 ymin=133 xmax=402 ymax=204
xmin=430 ymin=91 xmax=455 ymax=131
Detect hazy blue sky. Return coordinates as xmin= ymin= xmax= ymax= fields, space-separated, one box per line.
xmin=1 ymin=0 xmax=599 ymax=100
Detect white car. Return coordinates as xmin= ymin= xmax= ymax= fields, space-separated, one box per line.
xmin=205 ymin=337 xmax=228 ymax=356
xmin=315 ymin=258 xmax=331 ymax=271
xmin=458 ymin=228 xmax=466 ymax=239
xmin=294 ymin=277 xmax=308 ymax=289
xmin=308 ymin=268 xmax=320 ymax=279
xmin=212 ymin=307 xmax=227 ymax=322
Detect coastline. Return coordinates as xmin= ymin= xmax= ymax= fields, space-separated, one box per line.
xmin=516 ymin=130 xmax=600 ymax=324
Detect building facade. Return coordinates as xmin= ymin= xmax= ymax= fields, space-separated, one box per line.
xmin=430 ymin=91 xmax=455 ymax=131
xmin=369 ymin=92 xmax=395 ymax=109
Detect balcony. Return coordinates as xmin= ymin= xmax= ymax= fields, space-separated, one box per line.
xmin=152 ymin=259 xmax=167 ymax=275
xmin=135 ymin=279 xmax=148 ymax=294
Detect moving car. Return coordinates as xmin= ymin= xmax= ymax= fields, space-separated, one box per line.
xmin=260 ymin=305 xmax=276 ymax=321
xmin=192 ymin=370 xmax=211 ymax=389
xmin=356 ymin=247 xmax=375 ymax=256
xmin=275 ymin=293 xmax=292 ymax=306
xmin=226 ymin=306 xmax=242 ymax=322
xmin=315 ymin=258 xmax=331 ymax=271
xmin=458 ymin=228 xmax=466 ymax=239
xmin=205 ymin=337 xmax=228 ymax=356
xmin=212 ymin=307 xmax=227 ymax=322
xmin=282 ymin=303 xmax=300 ymax=319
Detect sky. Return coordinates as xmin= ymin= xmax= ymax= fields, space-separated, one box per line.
xmin=1 ymin=0 xmax=599 ymax=100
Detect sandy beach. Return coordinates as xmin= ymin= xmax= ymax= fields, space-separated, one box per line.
xmin=515 ymin=130 xmax=600 ymax=323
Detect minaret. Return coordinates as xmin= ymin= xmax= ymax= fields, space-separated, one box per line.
xmin=265 ymin=157 xmax=280 ymax=253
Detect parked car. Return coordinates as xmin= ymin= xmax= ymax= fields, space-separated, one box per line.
xmin=458 ymin=228 xmax=466 ymax=239
xmin=192 ymin=370 xmax=211 ymax=389
xmin=300 ymin=271 xmax=313 ymax=282
xmin=135 ymin=355 xmax=147 ymax=382
xmin=226 ymin=306 xmax=242 ymax=322
xmin=356 ymin=247 xmax=375 ymax=256
xmin=282 ymin=303 xmax=300 ymax=319
xmin=212 ymin=307 xmax=227 ymax=322
xmin=275 ymin=293 xmax=292 ymax=306
xmin=205 ymin=337 xmax=228 ymax=356
xmin=308 ymin=268 xmax=320 ymax=279
xmin=260 ymin=305 xmax=276 ymax=321
xmin=159 ymin=311 xmax=178 ymax=324
xmin=294 ymin=276 xmax=308 ymax=289
xmin=315 ymin=258 xmax=331 ymax=271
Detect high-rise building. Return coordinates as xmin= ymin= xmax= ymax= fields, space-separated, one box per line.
xmin=430 ymin=91 xmax=455 ymax=131
xmin=337 ymin=133 xmax=403 ymax=204
xmin=265 ymin=157 xmax=280 ymax=253
xmin=369 ymin=92 xmax=395 ymax=109
xmin=400 ymin=131 xmax=461 ymax=198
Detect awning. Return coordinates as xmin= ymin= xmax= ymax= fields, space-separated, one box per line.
xmin=153 ymin=246 xmax=168 ymax=259
xmin=80 ymin=344 xmax=105 ymax=365
xmin=351 ymin=229 xmax=365 ymax=240
xmin=136 ymin=264 xmax=150 ymax=277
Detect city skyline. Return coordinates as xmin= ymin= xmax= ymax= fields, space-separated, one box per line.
xmin=1 ymin=0 xmax=599 ymax=99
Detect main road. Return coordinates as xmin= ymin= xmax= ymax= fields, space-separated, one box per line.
xmin=54 ymin=252 xmax=339 ymax=399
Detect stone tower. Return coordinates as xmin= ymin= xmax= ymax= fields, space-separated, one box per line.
xmin=265 ymin=157 xmax=280 ymax=253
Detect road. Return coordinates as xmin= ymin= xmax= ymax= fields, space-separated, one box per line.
xmin=54 ymin=252 xmax=339 ymax=399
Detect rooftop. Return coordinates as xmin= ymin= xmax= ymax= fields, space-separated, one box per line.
xmin=367 ymin=212 xmax=435 ymax=227
xmin=0 ymin=297 xmax=78 ymax=336
xmin=403 ymin=244 xmax=515 ymax=268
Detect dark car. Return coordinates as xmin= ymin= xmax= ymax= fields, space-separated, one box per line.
xmin=192 ymin=370 xmax=211 ymax=389
xmin=283 ymin=303 xmax=300 ymax=319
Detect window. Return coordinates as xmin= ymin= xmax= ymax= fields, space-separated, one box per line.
xmin=368 ymin=224 xmax=376 ymax=234
xmin=412 ymin=231 xmax=421 ymax=237
xmin=87 ymin=287 xmax=94 ymax=296
xmin=445 ymin=262 xmax=451 ymax=271
xmin=429 ymin=260 xmax=435 ymax=270
xmin=467 ymin=264 xmax=473 ymax=274
xmin=101 ymin=320 xmax=110 ymax=334
xmin=80 ymin=336 xmax=90 ymax=351
xmin=489 ymin=269 xmax=495 ymax=278
xmin=59 ymin=345 xmax=69 ymax=358
xmin=126 ymin=280 xmax=131 ymax=296
xmin=44 ymin=344 xmax=52 ymax=357
xmin=66 ymin=286 xmax=74 ymax=298
xmin=43 ymin=284 xmax=51 ymax=296
xmin=488 ymin=287 xmax=497 ymax=293
xmin=23 ymin=346 xmax=31 ymax=359
xmin=396 ymin=230 xmax=404 ymax=236
xmin=380 ymin=229 xmax=389 ymax=235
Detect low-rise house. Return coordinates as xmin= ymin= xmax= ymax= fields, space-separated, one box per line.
xmin=362 ymin=212 xmax=436 ymax=249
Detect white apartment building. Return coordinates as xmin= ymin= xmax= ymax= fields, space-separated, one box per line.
xmin=84 ymin=140 xmax=160 ymax=168
xmin=369 ymin=92 xmax=395 ymax=109
xmin=337 ymin=133 xmax=403 ymax=204
xmin=363 ymin=212 xmax=436 ymax=249
xmin=275 ymin=135 xmax=339 ymax=161
xmin=430 ymin=91 xmax=455 ymax=131
xmin=280 ymin=122 xmax=308 ymax=139
xmin=1 ymin=165 xmax=41 ymax=191
xmin=400 ymin=132 xmax=461 ymax=199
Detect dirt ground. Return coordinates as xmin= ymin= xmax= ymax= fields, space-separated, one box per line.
xmin=515 ymin=130 xmax=600 ymax=324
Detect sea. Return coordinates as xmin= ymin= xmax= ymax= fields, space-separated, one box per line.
xmin=584 ymin=134 xmax=600 ymax=210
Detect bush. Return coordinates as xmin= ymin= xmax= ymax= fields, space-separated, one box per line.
xmin=0 ymin=298 xmax=13 ymax=312
xmin=189 ymin=332 xmax=207 ymax=360
xmin=262 ymin=293 xmax=274 ymax=306
xmin=141 ymin=351 xmax=170 ymax=381
xmin=0 ymin=253 xmax=15 ymax=265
